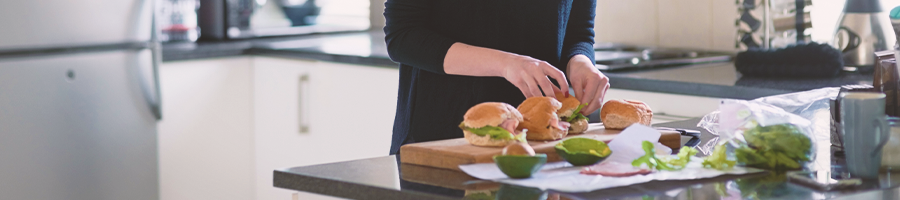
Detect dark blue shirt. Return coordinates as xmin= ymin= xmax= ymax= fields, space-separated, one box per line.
xmin=384 ymin=0 xmax=596 ymax=154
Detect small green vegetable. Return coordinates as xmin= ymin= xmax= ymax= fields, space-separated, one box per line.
xmin=663 ymin=146 xmax=699 ymax=167
xmin=703 ymin=144 xmax=736 ymax=170
xmin=632 ymin=141 xmax=697 ymax=170
xmin=459 ymin=122 xmax=526 ymax=142
xmin=563 ymin=103 xmax=589 ymax=123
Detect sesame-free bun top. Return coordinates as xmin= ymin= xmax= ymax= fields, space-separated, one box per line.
xmin=554 ymin=91 xmax=581 ymax=117
xmin=463 ymin=102 xmax=523 ymax=128
xmin=517 ymin=97 xmax=568 ymax=141
xmin=600 ymin=99 xmax=652 ymax=129
xmin=553 ymin=91 xmax=588 ymax=134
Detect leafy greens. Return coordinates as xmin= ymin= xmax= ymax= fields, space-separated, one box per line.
xmin=458 ymin=122 xmax=526 ymax=142
xmin=562 ymin=103 xmax=588 ymax=123
xmin=702 ymin=144 xmax=736 ymax=170
xmin=735 ymin=124 xmax=811 ymax=170
xmin=631 ymin=141 xmax=697 ymax=171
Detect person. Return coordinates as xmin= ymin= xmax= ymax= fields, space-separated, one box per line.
xmin=384 ymin=0 xmax=609 ymax=155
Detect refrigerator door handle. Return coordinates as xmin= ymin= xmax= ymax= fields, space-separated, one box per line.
xmin=144 ymin=0 xmax=162 ymax=120
xmin=145 ymin=42 xmax=162 ymax=120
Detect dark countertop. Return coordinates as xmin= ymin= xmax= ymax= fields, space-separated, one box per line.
xmin=163 ymin=31 xmax=874 ymax=100
xmin=273 ymin=118 xmax=900 ymax=200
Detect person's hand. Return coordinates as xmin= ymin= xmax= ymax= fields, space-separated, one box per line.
xmin=567 ymin=55 xmax=609 ymax=115
xmin=443 ymin=42 xmax=568 ymax=98
xmin=499 ymin=54 xmax=569 ymax=98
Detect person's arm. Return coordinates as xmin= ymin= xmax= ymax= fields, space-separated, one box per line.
xmin=382 ymin=0 xmax=456 ymax=74
xmin=383 ymin=0 xmax=568 ymax=98
xmin=562 ymin=0 xmax=609 ymax=115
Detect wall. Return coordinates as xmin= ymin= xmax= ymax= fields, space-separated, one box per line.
xmin=594 ymin=0 xmax=737 ymax=52
xmin=596 ymin=0 xmax=900 ymax=52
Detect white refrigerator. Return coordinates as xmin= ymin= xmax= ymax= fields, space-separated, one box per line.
xmin=0 ymin=1 xmax=160 ymax=199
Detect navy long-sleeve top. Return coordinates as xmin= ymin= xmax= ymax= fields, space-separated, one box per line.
xmin=385 ymin=0 xmax=597 ymax=154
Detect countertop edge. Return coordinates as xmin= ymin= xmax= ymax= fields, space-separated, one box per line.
xmin=273 ymin=170 xmax=457 ymax=200
xmin=246 ymin=48 xmax=401 ymax=69
xmin=606 ymin=75 xmax=793 ymax=100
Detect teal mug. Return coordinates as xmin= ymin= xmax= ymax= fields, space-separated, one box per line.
xmin=841 ymin=92 xmax=891 ymax=179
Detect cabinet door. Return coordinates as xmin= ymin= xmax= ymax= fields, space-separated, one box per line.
xmin=158 ymin=57 xmax=256 ymax=200
xmin=253 ymin=57 xmax=399 ymax=200
xmin=253 ymin=57 xmax=318 ymax=200
xmin=312 ymin=61 xmax=398 ymax=160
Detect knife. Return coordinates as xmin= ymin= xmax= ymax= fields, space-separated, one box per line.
xmin=656 ymin=127 xmax=702 ymax=147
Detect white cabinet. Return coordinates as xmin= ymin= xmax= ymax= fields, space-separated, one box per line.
xmin=252 ymin=56 xmax=399 ymax=200
xmin=157 ymin=57 xmax=256 ymax=200
xmin=158 ymin=56 xmax=399 ymax=200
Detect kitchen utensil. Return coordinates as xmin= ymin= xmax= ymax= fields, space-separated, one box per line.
xmin=841 ymin=92 xmax=890 ymax=179
xmin=833 ymin=0 xmax=896 ymax=69
xmin=737 ymin=0 xmax=812 ymax=50
xmin=880 ymin=117 xmax=900 ymax=170
xmin=399 ymin=124 xmax=684 ymax=171
xmin=158 ymin=0 xmax=200 ymax=42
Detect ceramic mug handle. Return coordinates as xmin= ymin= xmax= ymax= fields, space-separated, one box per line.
xmin=873 ymin=115 xmax=891 ymax=157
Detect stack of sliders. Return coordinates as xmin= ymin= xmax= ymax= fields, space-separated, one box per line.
xmin=459 ymin=93 xmax=593 ymax=146
xmin=459 ymin=97 xmax=655 ymax=146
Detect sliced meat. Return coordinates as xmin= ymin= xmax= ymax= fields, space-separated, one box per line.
xmin=499 ymin=118 xmax=519 ymax=134
xmin=580 ymin=162 xmax=652 ymax=177
xmin=548 ymin=114 xmax=570 ymax=131
xmin=557 ymin=121 xmax=570 ymax=130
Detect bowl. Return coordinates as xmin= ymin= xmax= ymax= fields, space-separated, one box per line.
xmin=493 ymin=154 xmax=547 ymax=179
xmin=555 ymin=137 xmax=612 ymax=166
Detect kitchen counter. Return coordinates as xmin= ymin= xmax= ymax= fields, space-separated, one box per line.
xmin=273 ymin=118 xmax=900 ymax=200
xmin=162 ymin=31 xmax=874 ymax=100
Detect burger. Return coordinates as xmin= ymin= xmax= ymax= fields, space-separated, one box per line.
xmin=600 ymin=99 xmax=652 ymax=129
xmin=555 ymin=92 xmax=589 ymax=134
xmin=459 ymin=102 xmax=527 ymax=147
xmin=517 ymin=97 xmax=569 ymax=141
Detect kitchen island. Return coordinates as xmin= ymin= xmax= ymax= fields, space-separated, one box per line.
xmin=272 ymin=118 xmax=900 ymax=200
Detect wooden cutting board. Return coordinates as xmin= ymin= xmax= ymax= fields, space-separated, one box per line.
xmin=399 ymin=123 xmax=682 ymax=171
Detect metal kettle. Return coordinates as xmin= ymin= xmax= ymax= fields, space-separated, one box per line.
xmin=833 ymin=0 xmax=897 ymax=68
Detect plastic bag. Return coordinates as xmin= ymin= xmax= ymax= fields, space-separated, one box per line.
xmin=715 ymin=100 xmax=816 ymax=170
xmin=698 ymin=96 xmax=826 ymax=171
xmin=698 ymin=88 xmax=840 ymax=170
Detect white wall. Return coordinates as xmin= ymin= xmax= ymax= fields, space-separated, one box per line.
xmin=594 ymin=0 xmax=737 ymax=51
xmin=595 ymin=0 xmax=900 ymax=52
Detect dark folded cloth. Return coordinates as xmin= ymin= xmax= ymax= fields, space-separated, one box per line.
xmin=735 ymin=43 xmax=844 ymax=78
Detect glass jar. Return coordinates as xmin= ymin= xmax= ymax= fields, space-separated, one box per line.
xmin=881 ymin=117 xmax=900 ymax=171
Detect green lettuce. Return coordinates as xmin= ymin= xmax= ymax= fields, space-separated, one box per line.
xmin=703 ymin=144 xmax=736 ymax=170
xmin=562 ymin=103 xmax=589 ymax=123
xmin=632 ymin=141 xmax=697 ymax=171
xmin=735 ymin=124 xmax=811 ymax=170
xmin=459 ymin=122 xmax=526 ymax=142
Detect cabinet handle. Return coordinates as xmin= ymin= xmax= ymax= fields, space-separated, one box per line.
xmin=299 ymin=73 xmax=310 ymax=133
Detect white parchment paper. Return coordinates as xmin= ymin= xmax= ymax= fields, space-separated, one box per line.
xmin=459 ymin=124 xmax=764 ymax=193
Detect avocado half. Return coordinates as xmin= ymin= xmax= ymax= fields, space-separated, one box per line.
xmin=555 ymin=137 xmax=612 ymax=166
xmin=493 ymin=154 xmax=547 ymax=179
